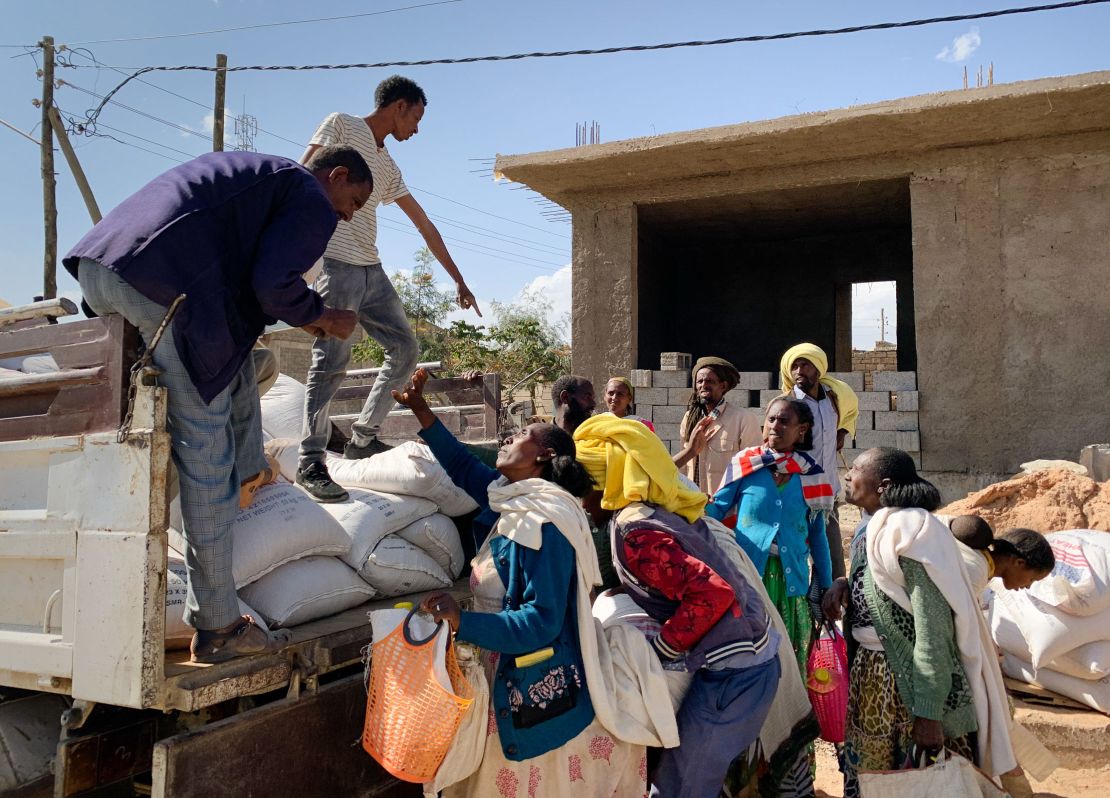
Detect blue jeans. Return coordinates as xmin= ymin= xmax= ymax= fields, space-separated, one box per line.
xmin=651 ymin=655 xmax=781 ymax=798
xmin=299 ymin=259 xmax=418 ymax=469
xmin=78 ymin=259 xmax=264 ymax=631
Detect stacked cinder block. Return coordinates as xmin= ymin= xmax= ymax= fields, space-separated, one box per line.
xmin=840 ymin=371 xmax=920 ymax=467
xmin=631 ymin=358 xmax=921 ymax=466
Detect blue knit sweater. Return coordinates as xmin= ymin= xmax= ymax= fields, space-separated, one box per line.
xmin=419 ymin=420 xmax=594 ymax=760
xmin=706 ymin=468 xmax=833 ymax=597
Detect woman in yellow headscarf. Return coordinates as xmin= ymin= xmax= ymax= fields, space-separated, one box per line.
xmin=573 ymin=413 xmax=784 ymax=798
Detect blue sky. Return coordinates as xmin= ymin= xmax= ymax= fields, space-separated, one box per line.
xmin=3 ymin=1 xmax=1108 ymax=347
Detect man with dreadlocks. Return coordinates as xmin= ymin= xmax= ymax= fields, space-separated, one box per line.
xmin=551 ymin=374 xmax=597 ymax=435
xmin=675 ymin=356 xmax=762 ymax=494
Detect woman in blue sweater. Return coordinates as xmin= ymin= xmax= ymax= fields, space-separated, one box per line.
xmin=393 ymin=369 xmax=647 ymax=797
xmin=706 ymin=396 xmax=834 ymax=673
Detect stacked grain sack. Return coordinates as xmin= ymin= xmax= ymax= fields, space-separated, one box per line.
xmin=988 ymin=529 xmax=1110 ymax=713
xmin=167 ymin=482 xmax=374 ymax=634
xmin=265 ymin=438 xmax=472 ymax=596
xmin=260 ymin=372 xmax=472 ymax=599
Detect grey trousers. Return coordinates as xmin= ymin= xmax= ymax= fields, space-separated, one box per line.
xmin=78 ymin=259 xmax=265 ymax=630
xmin=298 ymin=259 xmax=418 ymax=469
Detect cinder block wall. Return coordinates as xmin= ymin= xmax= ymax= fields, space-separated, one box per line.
xmin=629 ymin=352 xmax=920 ymax=466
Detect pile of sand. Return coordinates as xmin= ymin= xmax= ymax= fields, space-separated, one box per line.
xmin=941 ymin=468 xmax=1110 ymax=532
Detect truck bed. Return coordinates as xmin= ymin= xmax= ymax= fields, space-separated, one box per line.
xmin=159 ymin=579 xmax=471 ymax=712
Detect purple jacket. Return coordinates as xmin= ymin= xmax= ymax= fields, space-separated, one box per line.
xmin=64 ymin=152 xmax=336 ymax=403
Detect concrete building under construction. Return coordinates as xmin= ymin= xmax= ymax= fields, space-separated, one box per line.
xmin=496 ymin=71 xmax=1110 ymax=497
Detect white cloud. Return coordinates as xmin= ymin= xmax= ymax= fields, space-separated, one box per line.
xmin=440 ymin=264 xmax=572 ymax=337
xmin=182 ymin=111 xmax=229 ymax=138
xmin=518 ymin=264 xmax=571 ymax=314
xmin=936 ymin=27 xmax=981 ymax=63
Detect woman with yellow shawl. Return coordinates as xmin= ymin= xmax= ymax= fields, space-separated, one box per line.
xmin=574 ymin=415 xmax=784 ymax=798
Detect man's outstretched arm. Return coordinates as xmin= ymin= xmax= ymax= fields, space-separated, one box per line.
xmin=395 ymin=193 xmax=481 ymax=317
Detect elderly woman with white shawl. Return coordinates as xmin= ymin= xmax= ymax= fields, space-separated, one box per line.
xmin=394 ymin=369 xmax=677 ymax=798
xmin=823 ymin=448 xmax=1015 ymax=798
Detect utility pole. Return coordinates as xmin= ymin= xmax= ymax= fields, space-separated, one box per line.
xmin=40 ymin=35 xmax=57 ymax=299
xmin=49 ymin=107 xmax=101 ymax=224
xmin=212 ymin=53 xmax=227 ymax=151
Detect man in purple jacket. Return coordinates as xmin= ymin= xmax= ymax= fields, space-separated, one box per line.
xmin=63 ymin=146 xmax=368 ymax=662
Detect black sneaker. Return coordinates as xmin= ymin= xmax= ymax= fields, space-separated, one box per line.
xmin=343 ymin=438 xmax=393 ymax=460
xmin=295 ymin=462 xmax=349 ymax=503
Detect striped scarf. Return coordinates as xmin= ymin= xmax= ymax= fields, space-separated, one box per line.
xmin=719 ymin=445 xmax=835 ymax=514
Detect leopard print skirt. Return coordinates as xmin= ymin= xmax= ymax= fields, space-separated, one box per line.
xmin=840 ymin=648 xmax=975 ymax=798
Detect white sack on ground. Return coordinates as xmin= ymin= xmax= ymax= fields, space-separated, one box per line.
xmin=169 ymin=482 xmax=351 ymax=588
xmin=164 ymin=545 xmax=267 ymax=649
xmin=319 ymin=487 xmax=438 ymax=569
xmin=1001 ymin=652 xmax=1110 ymax=715
xmin=358 ymin=535 xmax=452 ymax=597
xmin=265 ymin=438 xmax=478 ymax=517
xmin=259 ymin=374 xmax=306 ymax=440
xmin=1029 ymin=530 xmax=1110 ymax=617
xmin=239 ymin=556 xmax=376 ymax=628
xmin=394 ymin=514 xmax=465 ymax=579
xmin=990 ymin=594 xmax=1110 ymax=679
xmin=991 ymin=582 xmax=1110 ymax=669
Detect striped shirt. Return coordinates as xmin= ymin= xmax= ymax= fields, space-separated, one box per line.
xmin=309 ymin=112 xmax=409 ymax=265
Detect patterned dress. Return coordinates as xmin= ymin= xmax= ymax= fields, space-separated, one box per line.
xmin=443 ymin=542 xmax=647 ymax=798
xmin=841 ymin=530 xmax=976 ymax=798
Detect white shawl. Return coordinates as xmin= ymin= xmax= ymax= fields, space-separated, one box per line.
xmin=702 ymin=516 xmax=817 ymax=759
xmin=866 ymin=506 xmax=1016 ymax=776
xmin=487 ymin=478 xmax=680 ymax=748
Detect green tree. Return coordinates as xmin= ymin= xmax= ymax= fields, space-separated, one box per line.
xmin=350 ymin=247 xmax=454 ymax=366
xmin=483 ymin=291 xmax=570 ymax=400
xmin=349 ymin=256 xmax=570 ymax=405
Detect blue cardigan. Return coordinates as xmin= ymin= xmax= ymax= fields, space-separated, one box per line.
xmin=419 ymin=420 xmax=594 ymax=760
xmin=706 ymin=468 xmax=833 ymax=597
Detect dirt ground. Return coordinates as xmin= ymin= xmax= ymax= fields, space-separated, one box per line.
xmin=812 ymin=741 xmax=1110 ymax=797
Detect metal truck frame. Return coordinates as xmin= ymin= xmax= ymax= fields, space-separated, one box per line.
xmin=0 ymin=304 xmax=486 ymax=797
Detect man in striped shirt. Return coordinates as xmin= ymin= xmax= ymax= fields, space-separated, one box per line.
xmin=296 ymin=75 xmax=481 ymax=502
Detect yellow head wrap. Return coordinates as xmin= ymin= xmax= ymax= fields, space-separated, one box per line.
xmin=778 ymin=342 xmax=860 ymax=436
xmin=573 ymin=414 xmax=707 ymax=523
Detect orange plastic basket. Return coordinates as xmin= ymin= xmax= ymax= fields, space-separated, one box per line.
xmin=362 ymin=609 xmax=474 ymax=783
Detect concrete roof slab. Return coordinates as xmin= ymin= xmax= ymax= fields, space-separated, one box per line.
xmin=496 ymin=71 xmax=1110 ymax=201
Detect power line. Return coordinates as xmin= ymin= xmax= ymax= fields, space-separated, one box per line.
xmin=69 ymin=1 xmax=1110 ymax=77
xmin=63 ymin=48 xmax=306 ymax=151
xmin=85 ymin=120 xmax=202 ymax=160
xmin=60 ymin=54 xmax=571 ymax=242
xmin=408 ymin=186 xmax=570 ymax=238
xmin=59 ymin=79 xmax=211 ymax=140
xmin=379 ymin=217 xmax=566 ymax=267
xmin=383 ymin=207 xmax=569 ymax=255
xmin=377 ymin=219 xmax=563 ymax=272
xmin=61 ymin=1 xmax=462 ymax=45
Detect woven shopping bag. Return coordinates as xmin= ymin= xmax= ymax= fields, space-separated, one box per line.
xmin=859 ymin=749 xmax=1010 ymax=798
xmin=805 ymin=621 xmax=849 ymax=743
xmin=363 ymin=607 xmax=475 ymax=783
